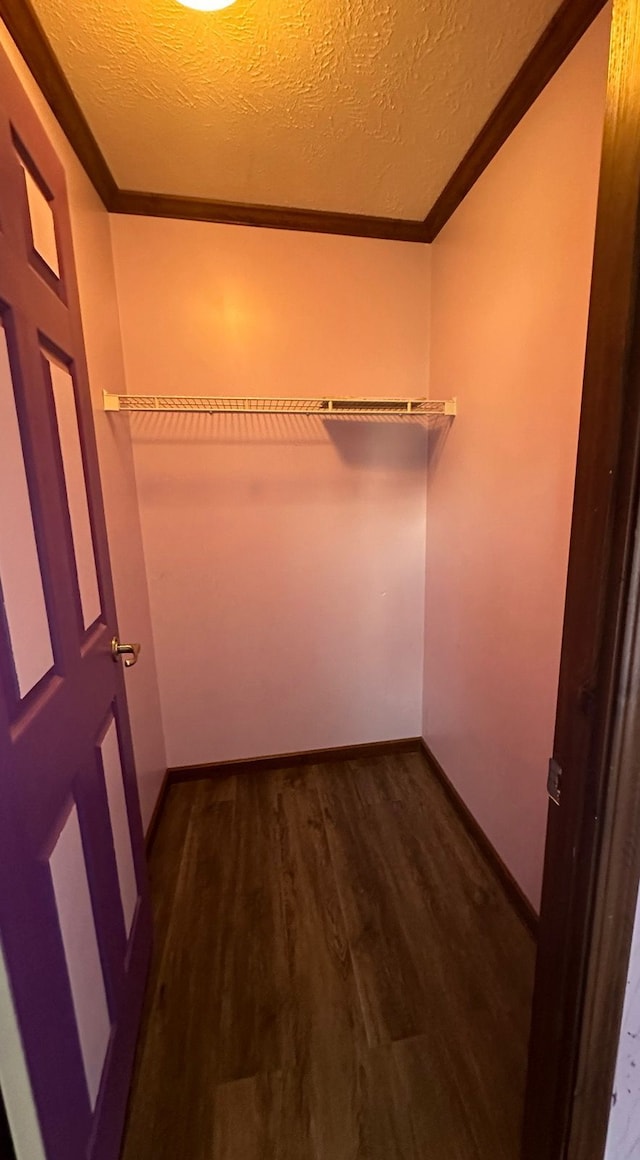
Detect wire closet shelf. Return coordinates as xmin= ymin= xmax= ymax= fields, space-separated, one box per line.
xmin=103 ymin=392 xmax=457 ymax=416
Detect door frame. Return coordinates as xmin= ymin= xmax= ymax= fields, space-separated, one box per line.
xmin=523 ymin=0 xmax=640 ymax=1156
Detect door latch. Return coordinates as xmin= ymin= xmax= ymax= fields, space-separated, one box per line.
xmin=547 ymin=758 xmax=562 ymax=805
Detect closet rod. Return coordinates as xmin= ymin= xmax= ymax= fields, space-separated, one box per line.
xmin=103 ymin=392 xmax=457 ymax=417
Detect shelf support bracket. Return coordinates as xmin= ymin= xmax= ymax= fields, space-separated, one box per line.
xmin=103 ymin=391 xmax=121 ymax=412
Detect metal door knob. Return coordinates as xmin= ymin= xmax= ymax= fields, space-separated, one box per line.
xmin=111 ymin=637 xmax=141 ymax=668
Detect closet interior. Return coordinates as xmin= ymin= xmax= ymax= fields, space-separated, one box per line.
xmin=0 ymin=2 xmax=625 ymax=1159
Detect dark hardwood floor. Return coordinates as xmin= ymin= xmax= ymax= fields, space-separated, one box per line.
xmin=120 ymin=751 xmax=535 ymax=1160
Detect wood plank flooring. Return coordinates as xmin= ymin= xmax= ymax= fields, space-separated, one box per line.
xmin=120 ymin=751 xmax=535 ymax=1160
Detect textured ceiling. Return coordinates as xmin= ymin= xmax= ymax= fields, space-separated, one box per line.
xmin=29 ymin=0 xmax=564 ymax=219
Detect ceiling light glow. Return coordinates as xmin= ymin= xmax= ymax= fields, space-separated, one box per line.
xmin=176 ymin=0 xmax=236 ymax=9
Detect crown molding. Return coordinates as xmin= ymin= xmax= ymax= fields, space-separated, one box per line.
xmin=423 ymin=0 xmax=608 ymax=241
xmin=111 ymin=188 xmax=428 ymax=242
xmin=1 ymin=0 xmax=606 ymax=244
xmin=0 ymin=0 xmax=117 ymax=206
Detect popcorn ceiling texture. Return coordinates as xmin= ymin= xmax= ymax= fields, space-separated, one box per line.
xmin=30 ymin=0 xmax=563 ymax=218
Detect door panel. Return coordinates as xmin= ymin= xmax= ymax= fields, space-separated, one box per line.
xmin=0 ymin=1088 xmax=18 ymax=1160
xmin=18 ymin=156 xmax=60 ymax=278
xmin=48 ymin=804 xmax=112 ymax=1110
xmin=0 ymin=944 xmax=45 ymax=1160
xmin=101 ymin=718 xmax=139 ymax=938
xmin=46 ymin=356 xmax=102 ymax=629
xmin=0 ymin=40 xmax=151 ymax=1160
xmin=0 ymin=318 xmax=53 ymax=696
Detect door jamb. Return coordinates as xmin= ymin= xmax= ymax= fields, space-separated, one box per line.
xmin=524 ymin=1 xmax=640 ymax=1155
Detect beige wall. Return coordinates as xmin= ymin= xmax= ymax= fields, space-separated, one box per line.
xmin=110 ymin=219 xmax=431 ymax=767
xmin=0 ymin=19 xmax=166 ymax=832
xmin=423 ymin=9 xmax=610 ymax=908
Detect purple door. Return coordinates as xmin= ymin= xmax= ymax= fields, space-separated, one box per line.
xmin=0 ymin=43 xmax=151 ymax=1160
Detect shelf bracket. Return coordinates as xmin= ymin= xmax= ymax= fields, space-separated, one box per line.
xmin=103 ymin=391 xmax=121 ymax=412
